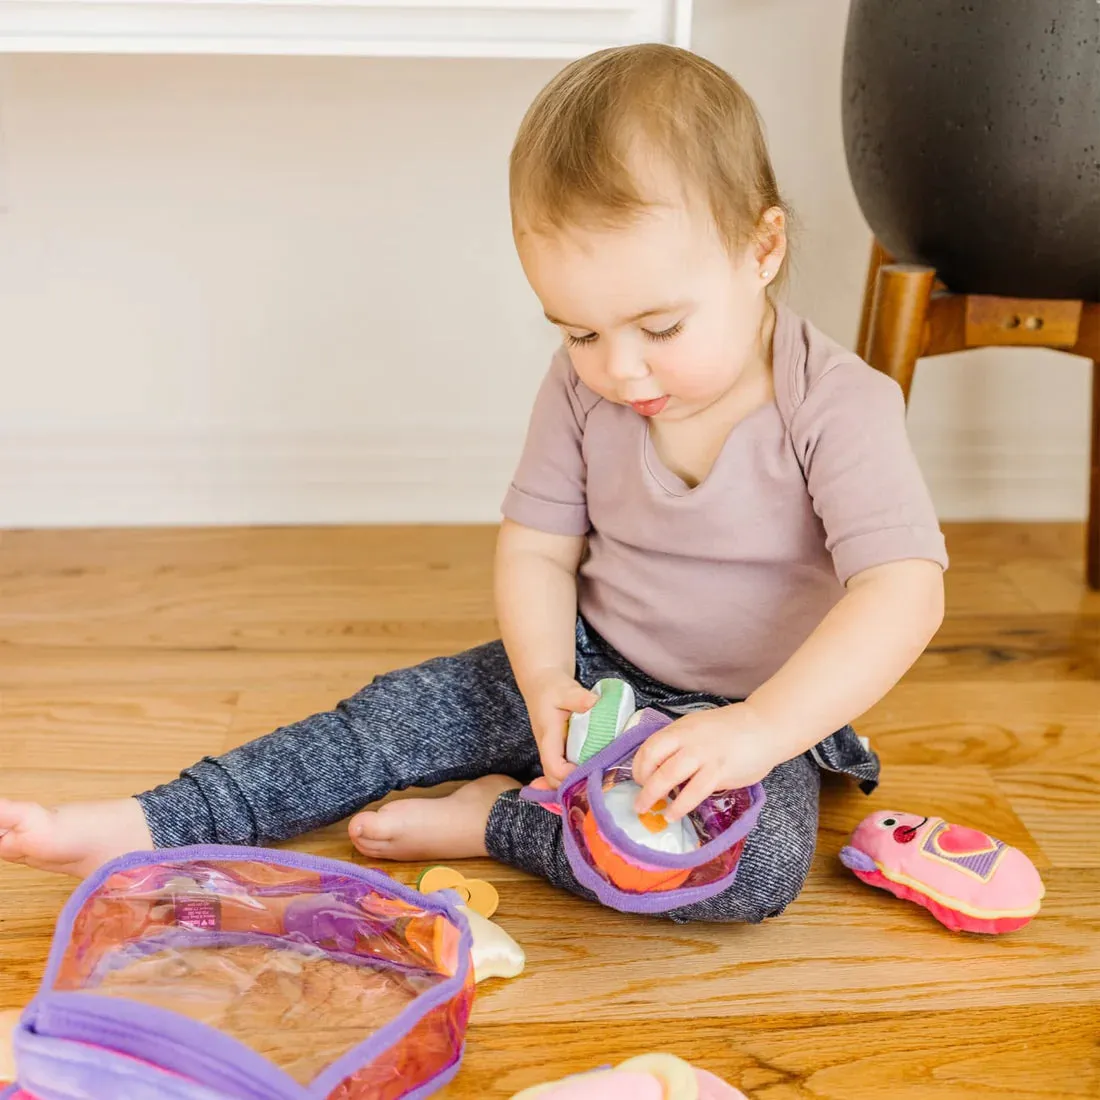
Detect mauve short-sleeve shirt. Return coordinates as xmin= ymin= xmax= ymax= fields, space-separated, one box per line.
xmin=502 ymin=303 xmax=948 ymax=699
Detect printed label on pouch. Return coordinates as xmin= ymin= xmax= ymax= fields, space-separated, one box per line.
xmin=174 ymin=897 xmax=221 ymax=930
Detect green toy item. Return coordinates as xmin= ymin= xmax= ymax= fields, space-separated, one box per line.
xmin=566 ymin=678 xmax=637 ymax=764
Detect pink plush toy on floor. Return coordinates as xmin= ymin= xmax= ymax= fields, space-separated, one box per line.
xmin=510 ymin=1054 xmax=748 ymax=1099
xmin=841 ymin=810 xmax=1045 ymax=933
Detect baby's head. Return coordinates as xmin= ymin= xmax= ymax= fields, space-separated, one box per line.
xmin=510 ymin=44 xmax=788 ymax=420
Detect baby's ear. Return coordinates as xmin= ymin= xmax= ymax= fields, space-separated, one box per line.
xmin=753 ymin=206 xmax=787 ymax=267
xmin=0 ymin=1008 xmax=20 ymax=1084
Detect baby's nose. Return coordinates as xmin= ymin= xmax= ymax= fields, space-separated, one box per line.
xmin=604 ymin=348 xmax=650 ymax=382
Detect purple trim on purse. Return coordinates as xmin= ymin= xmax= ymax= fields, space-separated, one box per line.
xmin=521 ymin=709 xmax=766 ymax=914
xmin=19 ymin=994 xmax=299 ymax=1099
xmin=10 ymin=845 xmax=474 ymax=1099
xmin=14 ymin=1026 xmax=235 ymax=1100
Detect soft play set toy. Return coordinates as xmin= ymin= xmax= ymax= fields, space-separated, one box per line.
xmin=524 ymin=679 xmax=766 ymax=914
xmin=840 ymin=810 xmax=1045 ymax=933
xmin=416 ymin=865 xmax=525 ymax=983
xmin=510 ymin=1054 xmax=749 ymax=1099
xmin=0 ymin=847 xmax=484 ymax=1100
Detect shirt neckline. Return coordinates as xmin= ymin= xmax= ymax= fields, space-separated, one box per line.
xmin=640 ymin=302 xmax=793 ymax=498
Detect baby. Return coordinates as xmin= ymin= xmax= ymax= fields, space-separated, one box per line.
xmin=0 ymin=45 xmax=946 ymax=924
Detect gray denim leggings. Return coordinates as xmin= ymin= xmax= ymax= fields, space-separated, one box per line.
xmin=137 ymin=619 xmax=879 ymax=924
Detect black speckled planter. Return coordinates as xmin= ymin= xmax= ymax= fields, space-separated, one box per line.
xmin=842 ymin=1 xmax=1099 ymax=301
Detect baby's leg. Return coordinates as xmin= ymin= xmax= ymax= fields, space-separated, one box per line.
xmin=666 ymin=753 xmax=821 ymax=923
xmin=0 ymin=638 xmax=537 ymax=878
xmin=482 ymin=753 xmax=822 ymax=922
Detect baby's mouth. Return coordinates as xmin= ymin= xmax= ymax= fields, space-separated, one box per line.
xmin=629 ymin=396 xmax=670 ymax=417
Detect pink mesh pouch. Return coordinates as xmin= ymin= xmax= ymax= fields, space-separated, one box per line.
xmin=522 ymin=709 xmax=766 ymax=913
xmin=2 ymin=846 xmax=474 ymax=1100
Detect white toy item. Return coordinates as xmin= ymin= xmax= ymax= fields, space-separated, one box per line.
xmin=566 ymin=678 xmax=700 ymax=857
xmin=602 ymin=781 xmax=700 ymax=855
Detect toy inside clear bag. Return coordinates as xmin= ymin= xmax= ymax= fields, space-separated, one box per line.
xmin=523 ymin=682 xmax=767 ymax=910
xmin=560 ymin=746 xmax=761 ymax=896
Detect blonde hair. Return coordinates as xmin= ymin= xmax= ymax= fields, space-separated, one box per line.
xmin=510 ymin=44 xmax=787 ymax=262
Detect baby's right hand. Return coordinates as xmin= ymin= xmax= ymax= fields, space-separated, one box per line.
xmin=524 ymin=672 xmax=598 ymax=787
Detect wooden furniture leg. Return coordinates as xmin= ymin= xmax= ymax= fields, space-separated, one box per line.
xmin=864 ymin=263 xmax=936 ymax=403
xmin=1090 ymin=359 xmax=1100 ymax=590
xmin=1073 ymin=304 xmax=1100 ymax=591
xmin=857 ymin=247 xmax=1098 ymax=589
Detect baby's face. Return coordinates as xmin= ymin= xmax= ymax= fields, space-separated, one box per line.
xmin=517 ymin=201 xmax=777 ymax=421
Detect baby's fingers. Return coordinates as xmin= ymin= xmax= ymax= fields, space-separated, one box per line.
xmin=535 ymin=715 xmax=574 ymax=786
xmin=558 ymin=683 xmax=598 ymax=714
xmin=664 ymin=772 xmax=715 ymax=822
xmin=634 ymin=750 xmax=699 ymax=815
xmin=631 ymin=729 xmax=679 ymax=785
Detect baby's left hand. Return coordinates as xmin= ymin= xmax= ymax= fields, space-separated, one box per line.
xmin=632 ymin=703 xmax=779 ymax=821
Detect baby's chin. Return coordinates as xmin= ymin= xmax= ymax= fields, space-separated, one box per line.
xmin=639 ymin=395 xmax=708 ymax=421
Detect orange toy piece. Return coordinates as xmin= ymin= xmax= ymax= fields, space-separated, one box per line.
xmin=582 ymin=810 xmax=691 ymax=893
xmin=416 ymin=866 xmax=500 ymax=919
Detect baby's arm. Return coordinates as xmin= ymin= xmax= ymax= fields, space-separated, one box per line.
xmin=495 ymin=519 xmax=596 ymax=783
xmin=637 ymin=359 xmax=948 ymax=818
xmin=748 ymin=355 xmax=949 ymax=752
xmin=634 ymin=558 xmax=944 ymax=818
xmin=747 ymin=557 xmax=944 ymax=754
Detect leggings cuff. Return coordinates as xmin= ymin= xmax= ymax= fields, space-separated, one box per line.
xmin=135 ymin=758 xmax=258 ymax=848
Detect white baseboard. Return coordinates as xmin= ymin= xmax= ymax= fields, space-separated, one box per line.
xmin=0 ymin=429 xmax=523 ymax=527
xmin=0 ymin=427 xmax=1090 ymax=528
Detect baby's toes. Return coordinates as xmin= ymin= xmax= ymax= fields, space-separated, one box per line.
xmin=348 ymin=808 xmax=396 ymax=852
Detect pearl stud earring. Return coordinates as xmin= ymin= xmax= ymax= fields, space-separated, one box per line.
xmin=760 ymin=269 xmax=772 ymax=280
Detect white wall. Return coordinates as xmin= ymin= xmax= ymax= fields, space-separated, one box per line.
xmin=0 ymin=0 xmax=1092 ymax=527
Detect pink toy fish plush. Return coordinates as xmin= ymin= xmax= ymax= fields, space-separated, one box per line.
xmin=840 ymin=811 xmax=1045 ymax=933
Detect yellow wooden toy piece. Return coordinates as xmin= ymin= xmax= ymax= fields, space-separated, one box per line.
xmin=417 ymin=865 xmax=500 ymax=918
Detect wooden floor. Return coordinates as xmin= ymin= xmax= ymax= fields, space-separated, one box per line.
xmin=1 ymin=523 xmax=1098 ymax=1097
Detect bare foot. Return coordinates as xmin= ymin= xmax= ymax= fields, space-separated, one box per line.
xmin=349 ymin=776 xmax=521 ymax=862
xmin=0 ymin=798 xmax=153 ymax=878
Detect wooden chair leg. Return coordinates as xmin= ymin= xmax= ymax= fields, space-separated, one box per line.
xmin=864 ymin=263 xmax=936 ymax=403
xmin=1089 ymin=359 xmax=1100 ymax=590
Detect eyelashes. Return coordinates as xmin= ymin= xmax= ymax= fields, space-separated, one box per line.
xmin=646 ymin=321 xmax=684 ymax=343
xmin=564 ymin=321 xmax=684 ymax=349
xmin=564 ymin=332 xmax=597 ymax=348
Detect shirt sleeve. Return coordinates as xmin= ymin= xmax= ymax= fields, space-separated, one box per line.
xmin=500 ymin=349 xmax=592 ymax=536
xmin=791 ymin=359 xmax=948 ymax=584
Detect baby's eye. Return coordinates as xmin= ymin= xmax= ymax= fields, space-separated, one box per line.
xmin=564 ymin=331 xmax=598 ymax=348
xmin=643 ymin=321 xmax=684 ymax=343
